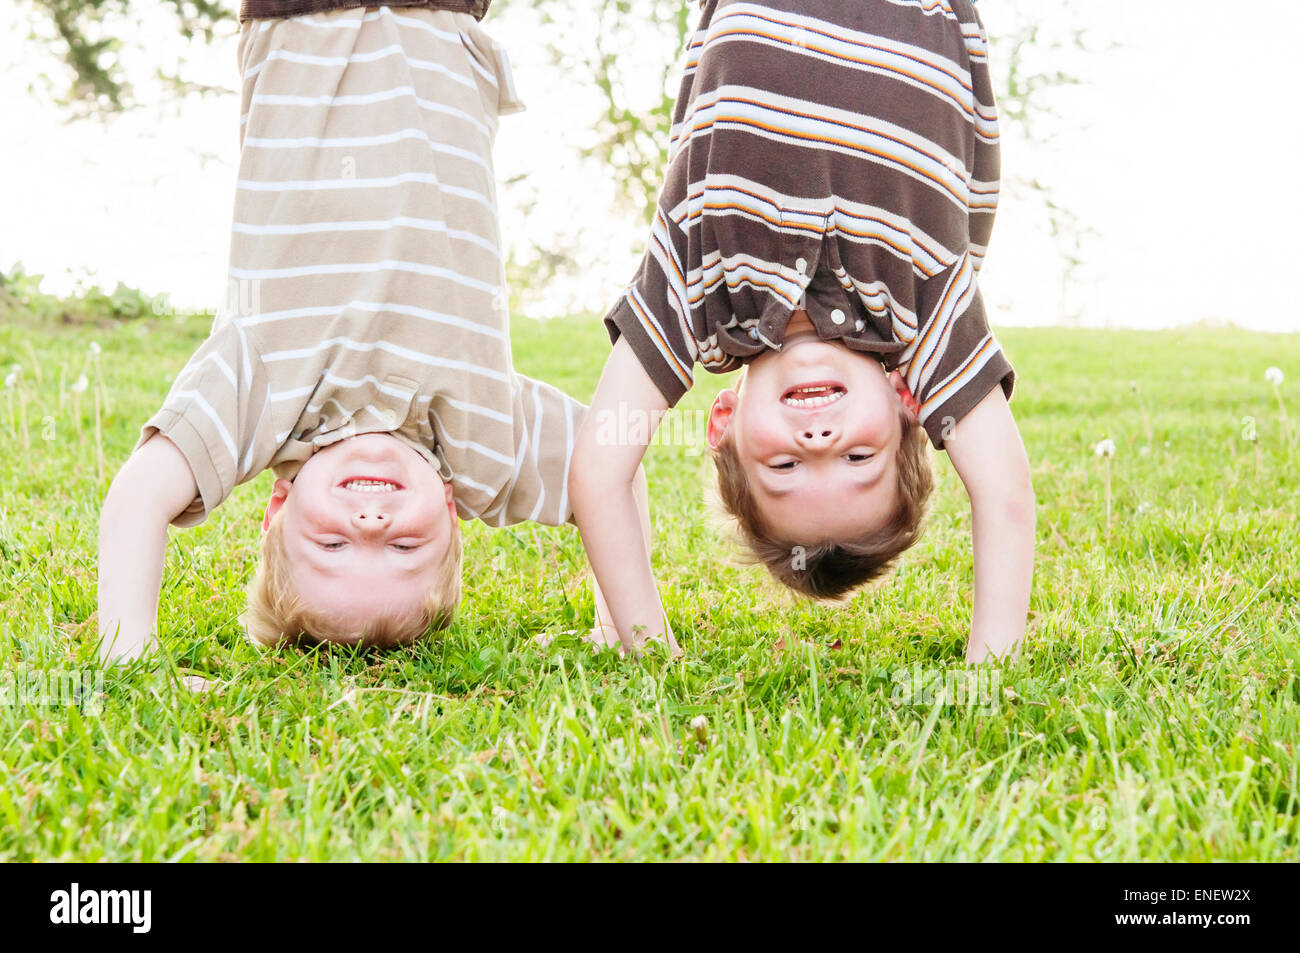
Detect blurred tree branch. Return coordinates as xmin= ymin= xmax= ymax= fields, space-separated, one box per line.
xmin=24 ymin=0 xmax=232 ymax=116
xmin=24 ymin=0 xmax=1103 ymax=320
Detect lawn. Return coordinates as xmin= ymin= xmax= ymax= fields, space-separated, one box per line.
xmin=0 ymin=303 xmax=1297 ymax=861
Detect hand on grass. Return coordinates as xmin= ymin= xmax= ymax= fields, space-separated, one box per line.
xmin=181 ymin=674 xmax=215 ymax=693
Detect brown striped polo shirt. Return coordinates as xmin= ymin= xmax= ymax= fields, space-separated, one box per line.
xmin=605 ymin=0 xmax=1015 ymax=448
xmin=139 ymin=8 xmax=582 ymax=530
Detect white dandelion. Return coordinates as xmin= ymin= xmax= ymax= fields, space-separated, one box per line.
xmin=1265 ymin=366 xmax=1291 ymax=447
xmin=1094 ymin=438 xmax=1115 ymax=540
xmin=68 ymin=374 xmax=89 ymax=440
xmin=5 ymin=365 xmax=29 ymax=450
xmin=690 ymin=715 xmax=709 ymax=744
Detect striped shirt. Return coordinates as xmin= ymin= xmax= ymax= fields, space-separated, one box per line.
xmin=604 ymin=0 xmax=1014 ymax=448
xmin=140 ymin=8 xmax=582 ymax=530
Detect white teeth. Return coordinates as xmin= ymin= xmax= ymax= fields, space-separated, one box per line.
xmin=343 ymin=480 xmax=398 ymax=493
xmin=782 ymin=388 xmax=844 ymax=409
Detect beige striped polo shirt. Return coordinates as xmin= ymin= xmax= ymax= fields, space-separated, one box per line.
xmin=138 ymin=8 xmax=583 ymax=530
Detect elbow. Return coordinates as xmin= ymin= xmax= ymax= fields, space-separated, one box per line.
xmin=1003 ymin=469 xmax=1036 ymax=529
xmin=568 ymin=445 xmax=596 ymax=509
xmin=971 ymin=465 xmax=1035 ymax=528
xmin=568 ymin=440 xmax=643 ymax=509
xmin=568 ymin=444 xmax=610 ymax=521
xmin=1005 ymin=488 xmax=1036 ymax=530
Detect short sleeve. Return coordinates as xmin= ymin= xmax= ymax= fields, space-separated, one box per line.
xmin=603 ymin=206 xmax=698 ymax=409
xmin=137 ymin=320 xmax=272 ymax=527
xmin=478 ymin=374 xmax=586 ymax=528
xmin=905 ymin=2 xmax=1012 ymax=450
xmin=904 ymin=254 xmax=1014 ymax=450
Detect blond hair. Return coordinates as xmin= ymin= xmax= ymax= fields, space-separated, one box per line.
xmin=712 ymin=405 xmax=933 ymax=600
xmin=241 ymin=513 xmax=462 ymax=649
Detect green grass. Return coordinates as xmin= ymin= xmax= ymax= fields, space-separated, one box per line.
xmin=1 ymin=306 xmax=1298 ymax=861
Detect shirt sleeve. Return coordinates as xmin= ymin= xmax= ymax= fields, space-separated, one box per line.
xmin=904 ymin=3 xmax=1014 ymax=451
xmin=136 ymin=319 xmax=272 ymax=527
xmin=603 ymin=204 xmax=698 ymax=409
xmin=904 ymin=254 xmax=1015 ymax=450
xmin=480 ymin=373 xmax=586 ymax=528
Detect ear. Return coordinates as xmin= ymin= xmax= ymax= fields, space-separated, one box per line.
xmin=706 ymin=388 xmax=740 ymax=450
xmin=443 ymin=480 xmax=458 ymax=523
xmin=262 ymin=478 xmax=293 ymax=532
xmin=888 ymin=370 xmax=921 ymax=423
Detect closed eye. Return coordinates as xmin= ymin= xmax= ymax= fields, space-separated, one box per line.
xmin=769 ymin=460 xmax=798 ymax=471
xmin=319 ymin=541 xmax=346 ymax=551
xmin=845 ymin=453 xmax=875 ymax=464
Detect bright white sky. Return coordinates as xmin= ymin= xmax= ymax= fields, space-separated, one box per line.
xmin=1 ymin=0 xmax=1296 ymax=332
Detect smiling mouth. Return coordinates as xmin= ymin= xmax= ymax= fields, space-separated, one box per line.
xmin=781 ymin=382 xmax=846 ymax=409
xmin=339 ymin=478 xmax=403 ymax=493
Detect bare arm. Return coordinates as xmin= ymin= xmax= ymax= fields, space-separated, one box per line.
xmin=588 ymin=463 xmax=677 ymax=652
xmin=97 ymin=434 xmax=200 ymax=664
xmin=570 ymin=337 xmax=678 ymax=656
xmin=941 ymin=387 xmax=1036 ymax=663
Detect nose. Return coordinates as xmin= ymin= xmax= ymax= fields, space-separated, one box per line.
xmin=349 ymin=506 xmax=390 ymax=534
xmin=794 ymin=424 xmax=837 ymax=450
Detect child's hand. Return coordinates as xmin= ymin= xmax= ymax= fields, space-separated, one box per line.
xmin=571 ymin=338 xmax=675 ymax=659
xmin=586 ymin=622 xmax=682 ymax=659
xmin=944 ymin=388 xmax=1036 ymax=663
xmin=98 ymin=434 xmax=200 ymax=665
xmin=181 ymin=674 xmax=215 ymax=693
xmin=585 ymin=622 xmax=622 ymax=650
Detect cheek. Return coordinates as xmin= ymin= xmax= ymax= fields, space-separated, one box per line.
xmin=733 ymin=408 xmax=787 ymax=457
xmin=289 ymin=490 xmax=344 ymax=533
xmin=410 ymin=500 xmax=446 ymax=535
xmin=851 ymin=397 xmax=898 ymax=446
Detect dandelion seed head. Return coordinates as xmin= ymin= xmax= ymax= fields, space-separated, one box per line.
xmin=69 ymin=375 xmax=89 ymax=394
xmin=1093 ymin=438 xmax=1116 ymax=458
xmin=88 ymin=341 xmax=102 ymax=357
xmin=3 ymin=371 xmax=17 ymax=389
xmin=1265 ymin=366 xmax=1284 ymax=386
xmin=690 ymin=715 xmax=709 ymax=742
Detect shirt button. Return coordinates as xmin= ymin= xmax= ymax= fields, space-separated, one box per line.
xmin=830 ymin=308 xmax=846 ymax=325
xmin=855 ymin=319 xmax=865 ymax=332
xmin=795 ymin=257 xmax=808 ymax=275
